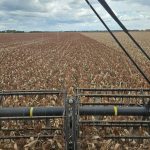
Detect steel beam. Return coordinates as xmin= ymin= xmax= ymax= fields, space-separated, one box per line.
xmin=78 ymin=94 xmax=150 ymax=98
xmin=0 ymin=135 xmax=62 ymax=140
xmin=0 ymin=90 xmax=64 ymax=96
xmin=77 ymin=88 xmax=150 ymax=92
xmin=80 ymin=106 xmax=150 ymax=116
xmin=0 ymin=106 xmax=150 ymax=117
xmin=0 ymin=107 xmax=64 ymax=117
xmin=80 ymin=120 xmax=150 ymax=127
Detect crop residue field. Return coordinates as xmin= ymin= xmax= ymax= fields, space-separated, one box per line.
xmin=1 ymin=32 xmax=150 ymax=91
xmin=0 ymin=32 xmax=150 ymax=149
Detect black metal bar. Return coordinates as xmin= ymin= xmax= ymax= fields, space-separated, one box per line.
xmin=0 ymin=90 xmax=63 ymax=96
xmin=72 ymin=98 xmax=78 ymax=149
xmin=79 ymin=106 xmax=150 ymax=116
xmin=0 ymin=89 xmax=63 ymax=93
xmin=85 ymin=0 xmax=150 ymax=85
xmin=104 ymin=136 xmax=150 ymax=139
xmin=80 ymin=136 xmax=150 ymax=139
xmin=0 ymin=107 xmax=64 ymax=117
xmin=64 ymin=98 xmax=78 ymax=150
xmin=1 ymin=128 xmax=62 ymax=131
xmin=80 ymin=120 xmax=150 ymax=127
xmin=0 ymin=116 xmax=64 ymax=120
xmin=80 ymin=103 xmax=142 ymax=106
xmin=0 ymin=106 xmax=150 ymax=117
xmin=79 ymin=94 xmax=150 ymax=98
xmin=64 ymin=98 xmax=70 ymax=150
xmin=0 ymin=96 xmax=2 ymax=129
xmin=80 ymin=120 xmax=150 ymax=124
xmin=80 ymin=124 xmax=149 ymax=127
xmin=97 ymin=0 xmax=150 ymax=61
xmin=77 ymin=88 xmax=150 ymax=92
xmin=0 ymin=135 xmax=62 ymax=140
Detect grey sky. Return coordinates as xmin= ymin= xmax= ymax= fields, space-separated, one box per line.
xmin=0 ymin=0 xmax=149 ymax=31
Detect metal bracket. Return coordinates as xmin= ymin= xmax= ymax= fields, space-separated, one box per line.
xmin=0 ymin=95 xmax=2 ymax=129
xmin=64 ymin=97 xmax=78 ymax=150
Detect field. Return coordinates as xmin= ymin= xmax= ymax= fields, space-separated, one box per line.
xmin=81 ymin=31 xmax=150 ymax=57
xmin=82 ymin=31 xmax=150 ymax=78
xmin=1 ymin=32 xmax=150 ymax=91
xmin=0 ymin=32 xmax=150 ymax=149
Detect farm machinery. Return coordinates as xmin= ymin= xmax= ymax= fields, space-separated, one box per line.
xmin=0 ymin=0 xmax=150 ymax=149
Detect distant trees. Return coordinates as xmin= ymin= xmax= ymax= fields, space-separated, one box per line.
xmin=0 ymin=29 xmax=149 ymax=33
xmin=29 ymin=31 xmax=44 ymax=33
xmin=0 ymin=30 xmax=25 ymax=33
xmin=145 ymin=29 xmax=150 ymax=32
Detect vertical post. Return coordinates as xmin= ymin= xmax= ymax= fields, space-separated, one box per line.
xmin=45 ymin=94 xmax=50 ymax=128
xmin=75 ymin=88 xmax=80 ymax=149
xmin=64 ymin=94 xmax=70 ymax=149
xmin=72 ymin=97 xmax=78 ymax=150
xmin=0 ymin=95 xmax=2 ymax=106
xmin=64 ymin=96 xmax=78 ymax=150
xmin=0 ymin=95 xmax=2 ymax=129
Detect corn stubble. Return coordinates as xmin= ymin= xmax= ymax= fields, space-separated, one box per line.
xmin=0 ymin=32 xmax=150 ymax=149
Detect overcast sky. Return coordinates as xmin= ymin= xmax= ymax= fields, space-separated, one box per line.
xmin=0 ymin=0 xmax=149 ymax=31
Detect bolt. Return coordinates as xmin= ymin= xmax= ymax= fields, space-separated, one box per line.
xmin=69 ymin=98 xmax=74 ymax=104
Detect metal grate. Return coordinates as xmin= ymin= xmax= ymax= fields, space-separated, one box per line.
xmin=0 ymin=88 xmax=150 ymax=149
xmin=0 ymin=90 xmax=67 ymax=149
xmin=76 ymin=88 xmax=150 ymax=149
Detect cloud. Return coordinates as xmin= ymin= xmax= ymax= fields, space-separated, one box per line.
xmin=0 ymin=0 xmax=43 ymax=12
xmin=0 ymin=0 xmax=149 ymax=31
xmin=110 ymin=0 xmax=150 ymax=6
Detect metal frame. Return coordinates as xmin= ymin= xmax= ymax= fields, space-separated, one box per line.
xmin=76 ymin=88 xmax=150 ymax=145
xmin=0 ymin=88 xmax=150 ymax=150
xmin=0 ymin=89 xmax=67 ymax=149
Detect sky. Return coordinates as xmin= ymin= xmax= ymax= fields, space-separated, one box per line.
xmin=0 ymin=0 xmax=149 ymax=31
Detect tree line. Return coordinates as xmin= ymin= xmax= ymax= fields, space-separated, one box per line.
xmin=0 ymin=29 xmax=149 ymax=33
xmin=0 ymin=30 xmax=25 ymax=33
